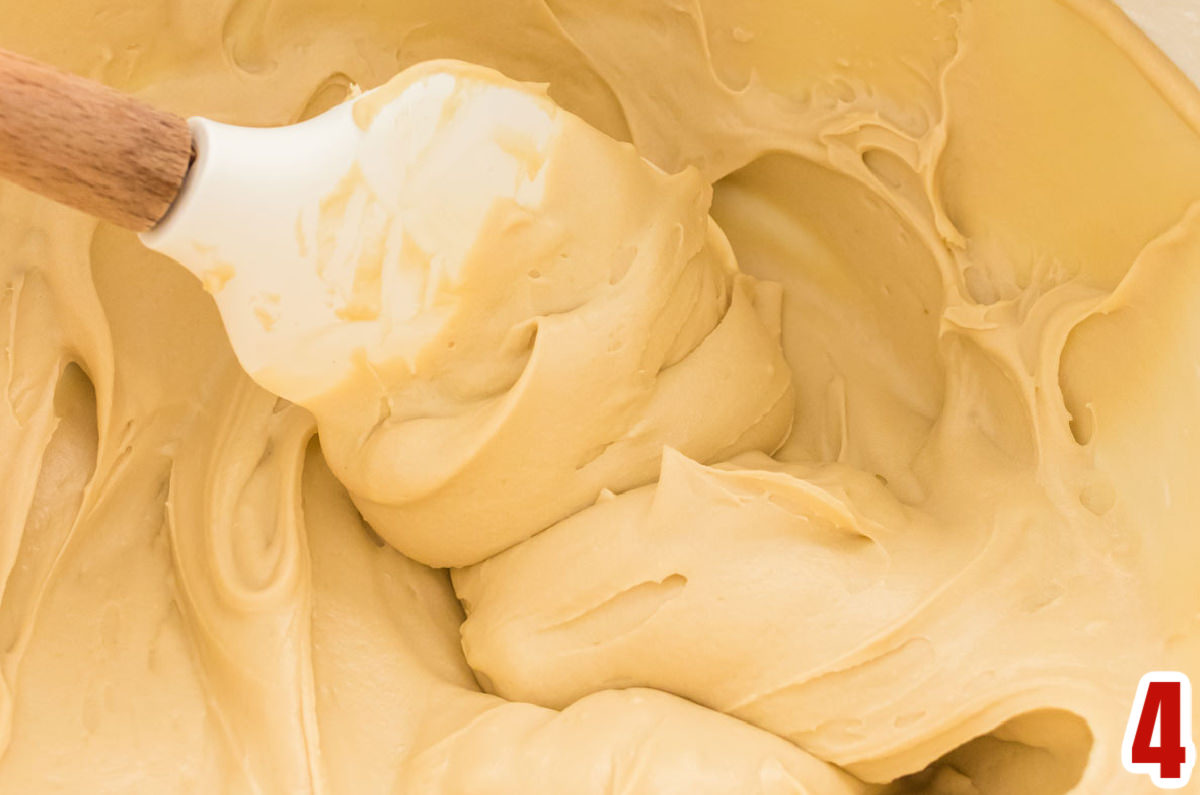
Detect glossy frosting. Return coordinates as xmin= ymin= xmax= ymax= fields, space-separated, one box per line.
xmin=0 ymin=0 xmax=1197 ymax=792
xmin=270 ymin=62 xmax=791 ymax=568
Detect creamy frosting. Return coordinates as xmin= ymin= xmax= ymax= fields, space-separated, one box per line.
xmin=0 ymin=0 xmax=1198 ymax=792
xmin=292 ymin=63 xmax=791 ymax=567
xmin=152 ymin=60 xmax=793 ymax=567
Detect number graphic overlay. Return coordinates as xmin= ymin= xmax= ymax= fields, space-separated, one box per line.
xmin=1123 ymin=672 xmax=1195 ymax=789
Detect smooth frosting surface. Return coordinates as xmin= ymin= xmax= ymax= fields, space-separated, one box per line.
xmin=0 ymin=0 xmax=1198 ymax=792
xmin=283 ymin=62 xmax=791 ymax=567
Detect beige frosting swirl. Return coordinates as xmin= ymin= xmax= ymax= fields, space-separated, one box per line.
xmin=240 ymin=62 xmax=792 ymax=566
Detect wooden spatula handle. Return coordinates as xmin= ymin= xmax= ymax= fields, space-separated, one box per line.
xmin=0 ymin=48 xmax=193 ymax=231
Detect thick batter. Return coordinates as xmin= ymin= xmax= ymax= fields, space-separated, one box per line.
xmin=0 ymin=0 xmax=1198 ymax=792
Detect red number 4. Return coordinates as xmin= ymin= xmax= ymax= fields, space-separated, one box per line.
xmin=1123 ymin=672 xmax=1195 ymax=789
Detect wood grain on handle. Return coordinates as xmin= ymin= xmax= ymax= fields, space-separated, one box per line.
xmin=0 ymin=48 xmax=193 ymax=231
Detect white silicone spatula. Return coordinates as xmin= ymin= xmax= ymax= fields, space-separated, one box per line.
xmin=0 ymin=45 xmax=374 ymax=291
xmin=0 ymin=45 xmax=417 ymax=386
xmin=0 ymin=46 xmax=561 ymax=403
